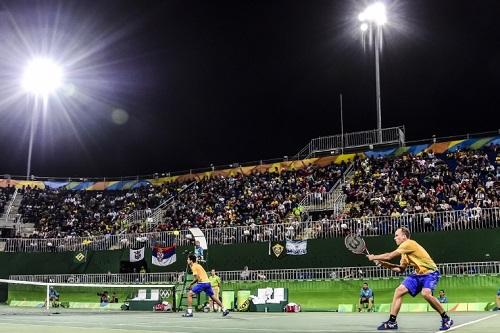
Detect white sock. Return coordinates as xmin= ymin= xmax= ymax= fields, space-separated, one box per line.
xmin=187 ymin=307 xmax=193 ymax=314
xmin=222 ymin=307 xmax=226 ymax=311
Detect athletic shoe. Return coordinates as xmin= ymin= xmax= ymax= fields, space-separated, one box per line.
xmin=222 ymin=309 xmax=230 ymax=317
xmin=182 ymin=312 xmax=193 ymax=317
xmin=439 ymin=318 xmax=453 ymax=331
xmin=377 ymin=321 xmax=398 ymax=330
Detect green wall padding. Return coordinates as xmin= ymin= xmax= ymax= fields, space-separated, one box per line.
xmin=0 ymin=228 xmax=498 ymax=303
xmin=1 ymin=229 xmax=498 ymax=277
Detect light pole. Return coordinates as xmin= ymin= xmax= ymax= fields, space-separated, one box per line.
xmin=359 ymin=2 xmax=386 ymax=143
xmin=22 ymin=57 xmax=63 ymax=180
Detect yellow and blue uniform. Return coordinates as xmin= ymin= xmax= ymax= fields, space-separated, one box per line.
xmin=191 ymin=263 xmax=214 ymax=297
xmin=396 ymin=239 xmax=440 ymax=297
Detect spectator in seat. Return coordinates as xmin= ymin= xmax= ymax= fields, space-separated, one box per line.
xmin=240 ymin=266 xmax=250 ymax=280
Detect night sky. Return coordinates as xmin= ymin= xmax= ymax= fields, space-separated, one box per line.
xmin=0 ymin=0 xmax=499 ymax=179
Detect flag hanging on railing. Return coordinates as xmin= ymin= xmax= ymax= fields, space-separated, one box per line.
xmin=286 ymin=240 xmax=307 ymax=255
xmin=269 ymin=241 xmax=287 ymax=259
xmin=72 ymin=251 xmax=87 ymax=264
xmin=152 ymin=244 xmax=176 ymax=266
xmin=129 ymin=247 xmax=145 ymax=262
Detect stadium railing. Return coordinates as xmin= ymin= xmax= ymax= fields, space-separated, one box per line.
xmin=296 ymin=126 xmax=405 ymax=159
xmin=0 ymin=207 xmax=498 ymax=252
xmin=2 ymin=129 xmax=497 ymax=183
xmin=300 ymin=162 xmax=353 ymax=213
xmin=9 ymin=261 xmax=500 ymax=284
xmin=121 ymin=181 xmax=196 ymax=228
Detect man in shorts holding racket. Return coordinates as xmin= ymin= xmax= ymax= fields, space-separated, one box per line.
xmin=183 ymin=254 xmax=229 ymax=317
xmin=366 ymin=227 xmax=453 ymax=331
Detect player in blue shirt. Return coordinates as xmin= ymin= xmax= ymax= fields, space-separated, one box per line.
xmin=358 ymin=282 xmax=374 ymax=312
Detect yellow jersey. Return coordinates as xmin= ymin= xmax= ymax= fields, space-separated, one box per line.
xmin=191 ymin=263 xmax=210 ymax=283
xmin=396 ymin=239 xmax=437 ymax=275
xmin=209 ymin=275 xmax=221 ymax=288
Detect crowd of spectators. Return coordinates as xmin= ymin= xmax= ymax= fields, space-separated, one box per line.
xmin=341 ymin=147 xmax=499 ymax=221
xmin=155 ymin=163 xmax=345 ymax=232
xmin=15 ymin=163 xmax=345 ymax=238
xmin=0 ymin=187 xmax=15 ymax=215
xmin=8 ymin=145 xmax=500 ymax=240
xmin=18 ymin=183 xmax=180 ymax=238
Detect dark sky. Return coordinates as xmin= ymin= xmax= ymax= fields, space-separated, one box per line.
xmin=0 ymin=0 xmax=499 ymax=178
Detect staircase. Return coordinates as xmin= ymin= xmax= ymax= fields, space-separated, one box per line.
xmin=299 ymin=162 xmax=354 ymax=217
xmin=0 ymin=188 xmax=24 ymax=234
xmin=122 ymin=181 xmax=197 ymax=231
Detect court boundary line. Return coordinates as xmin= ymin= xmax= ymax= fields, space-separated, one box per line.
xmin=434 ymin=313 xmax=498 ymax=333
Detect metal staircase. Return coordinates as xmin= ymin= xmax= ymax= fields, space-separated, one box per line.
xmin=0 ymin=188 xmax=24 ymax=235
xmin=299 ymin=162 xmax=354 ymax=217
xmin=122 ymin=181 xmax=196 ymax=231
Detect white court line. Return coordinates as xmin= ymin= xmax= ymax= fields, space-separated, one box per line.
xmin=434 ymin=314 xmax=498 ymax=333
xmin=0 ymin=321 xmax=188 ymax=333
xmin=0 ymin=318 xmax=367 ymax=333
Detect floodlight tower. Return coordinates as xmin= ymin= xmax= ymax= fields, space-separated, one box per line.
xmin=22 ymin=57 xmax=63 ymax=180
xmin=359 ymin=2 xmax=386 ymax=143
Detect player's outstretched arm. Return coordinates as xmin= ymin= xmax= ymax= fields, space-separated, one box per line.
xmin=376 ymin=260 xmax=407 ymax=273
xmin=367 ymin=250 xmax=400 ymax=261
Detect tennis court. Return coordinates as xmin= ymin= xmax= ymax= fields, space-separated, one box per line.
xmin=0 ymin=306 xmax=497 ymax=333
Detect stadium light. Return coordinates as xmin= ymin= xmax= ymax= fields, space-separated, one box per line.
xmin=359 ymin=2 xmax=387 ymax=143
xmin=358 ymin=3 xmax=387 ymax=26
xmin=22 ymin=57 xmax=64 ymax=180
xmin=22 ymin=58 xmax=64 ymax=97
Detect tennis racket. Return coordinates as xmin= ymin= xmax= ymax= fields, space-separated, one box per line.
xmin=344 ymin=233 xmax=370 ymax=255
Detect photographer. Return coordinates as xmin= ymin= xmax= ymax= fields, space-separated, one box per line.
xmin=98 ymin=291 xmax=110 ymax=304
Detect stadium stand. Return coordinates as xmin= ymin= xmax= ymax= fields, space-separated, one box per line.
xmin=15 ymin=163 xmax=345 ymax=238
xmin=0 ymin=187 xmax=15 ymax=215
xmin=341 ymin=146 xmax=498 ymax=219
xmin=0 ymin=132 xmax=498 ymax=246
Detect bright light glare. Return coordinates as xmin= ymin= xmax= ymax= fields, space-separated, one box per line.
xmin=360 ymin=23 xmax=369 ymax=32
xmin=22 ymin=58 xmax=63 ymax=96
xmin=359 ymin=2 xmax=387 ymax=26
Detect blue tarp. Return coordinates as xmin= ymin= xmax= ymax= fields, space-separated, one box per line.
xmin=364 ymin=148 xmax=396 ymax=158
xmin=44 ymin=181 xmax=69 ymax=189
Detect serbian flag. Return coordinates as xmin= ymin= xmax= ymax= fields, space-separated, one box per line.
xmin=152 ymin=244 xmax=176 ymax=266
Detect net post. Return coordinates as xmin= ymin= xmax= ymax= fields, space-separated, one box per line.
xmin=46 ymin=284 xmax=50 ymax=311
xmin=173 ymin=285 xmax=176 ymax=312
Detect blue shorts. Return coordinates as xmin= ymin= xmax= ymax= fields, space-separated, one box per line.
xmin=402 ymin=271 xmax=440 ymax=297
xmin=191 ymin=282 xmax=214 ymax=297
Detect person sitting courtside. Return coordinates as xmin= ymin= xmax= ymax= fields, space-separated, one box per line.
xmin=358 ymin=282 xmax=374 ymax=312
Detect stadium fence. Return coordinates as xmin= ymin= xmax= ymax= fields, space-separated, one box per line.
xmin=0 ymin=207 xmax=498 ymax=252
xmin=9 ymin=261 xmax=500 ymax=284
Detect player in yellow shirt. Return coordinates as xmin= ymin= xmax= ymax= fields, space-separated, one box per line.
xmin=183 ymin=254 xmax=229 ymax=317
xmin=367 ymin=227 xmax=453 ymax=331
